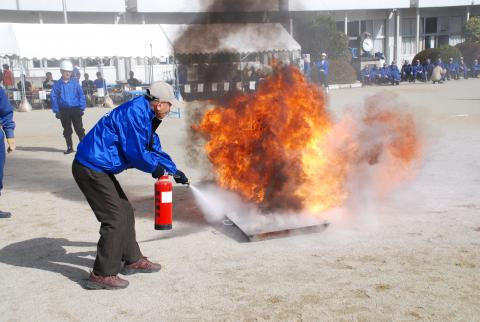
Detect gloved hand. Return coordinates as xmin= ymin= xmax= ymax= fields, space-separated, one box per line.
xmin=173 ymin=169 xmax=189 ymax=185
xmin=6 ymin=138 xmax=15 ymax=153
xmin=55 ymin=113 xmax=61 ymax=119
xmin=152 ymin=164 xmax=166 ymax=179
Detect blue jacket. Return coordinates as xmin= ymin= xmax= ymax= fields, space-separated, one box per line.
xmin=94 ymin=78 xmax=106 ymax=89
xmin=412 ymin=64 xmax=424 ymax=76
xmin=75 ymin=96 xmax=177 ymax=175
xmin=316 ymin=60 xmax=329 ymax=76
xmin=388 ymin=65 xmax=401 ymax=81
xmin=0 ymin=88 xmax=15 ymax=138
xmin=50 ymin=77 xmax=86 ymax=113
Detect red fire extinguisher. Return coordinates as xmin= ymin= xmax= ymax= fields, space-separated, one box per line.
xmin=155 ymin=175 xmax=172 ymax=230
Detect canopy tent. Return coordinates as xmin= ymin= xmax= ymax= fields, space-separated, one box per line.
xmin=160 ymin=23 xmax=301 ymax=55
xmin=0 ymin=23 xmax=299 ymax=59
xmin=0 ymin=23 xmax=174 ymax=59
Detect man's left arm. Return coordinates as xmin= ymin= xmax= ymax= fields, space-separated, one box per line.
xmin=77 ymin=83 xmax=86 ymax=110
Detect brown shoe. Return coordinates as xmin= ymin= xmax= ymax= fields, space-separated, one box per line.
xmin=84 ymin=271 xmax=129 ymax=290
xmin=121 ymin=257 xmax=161 ymax=275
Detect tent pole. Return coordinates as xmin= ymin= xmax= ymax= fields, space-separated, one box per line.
xmin=62 ymin=0 xmax=68 ymax=24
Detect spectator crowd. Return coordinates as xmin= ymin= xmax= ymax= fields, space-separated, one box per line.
xmin=360 ymin=57 xmax=480 ymax=86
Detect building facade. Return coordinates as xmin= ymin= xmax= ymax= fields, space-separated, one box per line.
xmin=1 ymin=0 xmax=479 ymax=66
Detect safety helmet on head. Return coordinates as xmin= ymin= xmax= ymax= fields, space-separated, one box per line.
xmin=60 ymin=60 xmax=73 ymax=72
xmin=146 ymin=81 xmax=180 ymax=108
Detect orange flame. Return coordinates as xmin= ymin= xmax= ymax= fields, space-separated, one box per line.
xmin=193 ymin=66 xmax=422 ymax=214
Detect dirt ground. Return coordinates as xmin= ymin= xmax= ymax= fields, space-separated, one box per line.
xmin=1 ymin=79 xmax=479 ymax=321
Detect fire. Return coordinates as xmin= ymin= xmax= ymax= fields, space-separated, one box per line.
xmin=193 ymin=66 xmax=422 ymax=214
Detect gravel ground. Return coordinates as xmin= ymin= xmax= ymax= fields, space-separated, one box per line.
xmin=0 ymin=79 xmax=479 ymax=321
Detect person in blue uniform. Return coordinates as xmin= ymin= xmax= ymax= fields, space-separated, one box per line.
xmin=50 ymin=60 xmax=86 ymax=154
xmin=380 ymin=63 xmax=390 ymax=84
xmin=472 ymin=59 xmax=480 ymax=78
xmin=370 ymin=65 xmax=380 ymax=84
xmin=0 ymin=87 xmax=15 ymax=218
xmin=388 ymin=61 xmax=401 ymax=85
xmin=457 ymin=57 xmax=468 ymax=79
xmin=445 ymin=57 xmax=459 ymax=80
xmin=72 ymin=81 xmax=189 ymax=290
xmin=412 ymin=59 xmax=425 ymax=82
xmin=360 ymin=65 xmax=372 ymax=86
xmin=315 ymin=53 xmax=329 ymax=90
xmin=401 ymin=60 xmax=412 ymax=82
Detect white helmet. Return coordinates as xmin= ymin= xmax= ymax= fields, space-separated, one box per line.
xmin=147 ymin=81 xmax=180 ymax=108
xmin=60 ymin=60 xmax=73 ymax=72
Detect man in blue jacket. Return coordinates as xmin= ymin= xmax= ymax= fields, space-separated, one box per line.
xmin=72 ymin=81 xmax=189 ymax=290
xmin=51 ymin=60 xmax=86 ymax=154
xmin=0 ymin=87 xmax=15 ymax=218
xmin=388 ymin=61 xmax=401 ymax=85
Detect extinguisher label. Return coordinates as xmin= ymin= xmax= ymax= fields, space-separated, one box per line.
xmin=161 ymin=191 xmax=172 ymax=203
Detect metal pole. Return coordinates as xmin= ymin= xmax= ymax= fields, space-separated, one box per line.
xmin=416 ymin=8 xmax=420 ymax=54
xmin=62 ymin=0 xmax=68 ymax=24
xmin=150 ymin=44 xmax=154 ymax=84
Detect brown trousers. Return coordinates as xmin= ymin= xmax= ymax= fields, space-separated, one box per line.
xmin=72 ymin=160 xmax=142 ymax=276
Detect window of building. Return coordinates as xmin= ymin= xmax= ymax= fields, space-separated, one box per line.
xmin=32 ymin=59 xmax=41 ymax=68
xmin=47 ymin=59 xmax=60 ymax=68
xmin=335 ymin=21 xmax=345 ymax=33
xmin=361 ymin=20 xmax=373 ymax=35
xmin=425 ymin=17 xmax=437 ymax=34
xmin=347 ymin=21 xmax=359 ymax=37
xmin=438 ymin=16 xmax=449 ymax=33
xmin=373 ymin=20 xmax=385 ymax=38
xmin=449 ymin=16 xmax=463 ymax=34
xmin=402 ymin=18 xmax=415 ymax=37
xmin=401 ymin=37 xmax=416 ymax=55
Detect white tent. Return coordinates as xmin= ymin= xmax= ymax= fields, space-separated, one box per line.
xmin=0 ymin=23 xmax=174 ymax=59
xmin=160 ymin=23 xmax=301 ymax=55
xmin=0 ymin=23 xmax=299 ymax=59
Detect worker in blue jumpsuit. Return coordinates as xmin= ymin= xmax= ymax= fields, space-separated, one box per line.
xmin=412 ymin=59 xmax=425 ymax=82
xmin=51 ymin=60 xmax=86 ymax=154
xmin=472 ymin=59 xmax=480 ymax=78
xmin=445 ymin=57 xmax=459 ymax=80
xmin=401 ymin=60 xmax=412 ymax=82
xmin=72 ymin=81 xmax=189 ymax=290
xmin=458 ymin=57 xmax=468 ymax=79
xmin=379 ymin=63 xmax=390 ymax=84
xmin=316 ymin=53 xmax=329 ymax=90
xmin=0 ymin=87 xmax=15 ymax=218
xmin=388 ymin=61 xmax=401 ymax=85
xmin=360 ymin=65 xmax=372 ymax=86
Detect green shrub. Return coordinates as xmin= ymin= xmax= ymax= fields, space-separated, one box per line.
xmin=456 ymin=41 xmax=480 ymax=64
xmin=412 ymin=45 xmax=462 ymax=63
xmin=295 ymin=14 xmax=350 ymax=61
xmin=463 ymin=17 xmax=480 ymax=42
xmin=328 ymin=59 xmax=357 ymax=84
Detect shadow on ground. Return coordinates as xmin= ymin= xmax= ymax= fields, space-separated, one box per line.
xmin=16 ymin=146 xmax=65 ymax=153
xmin=7 ymin=156 xmax=84 ymax=201
xmin=0 ymin=238 xmax=95 ymax=288
xmin=8 ymin=154 xmax=247 ymax=242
